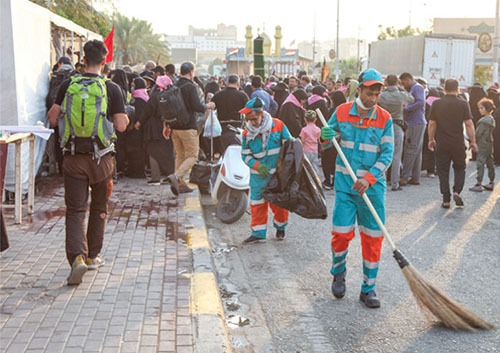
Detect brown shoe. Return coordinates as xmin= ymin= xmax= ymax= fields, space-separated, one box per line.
xmin=408 ymin=179 xmax=420 ymax=185
xmin=399 ymin=179 xmax=408 ymax=186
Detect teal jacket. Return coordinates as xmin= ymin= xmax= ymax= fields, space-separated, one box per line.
xmin=327 ymin=102 xmax=394 ymax=195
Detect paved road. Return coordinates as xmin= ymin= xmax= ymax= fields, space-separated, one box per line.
xmin=201 ymin=162 xmax=500 ymax=353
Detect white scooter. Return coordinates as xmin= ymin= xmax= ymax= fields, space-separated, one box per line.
xmin=210 ymin=124 xmax=250 ymax=224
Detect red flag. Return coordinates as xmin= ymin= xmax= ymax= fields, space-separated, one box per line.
xmin=103 ymin=26 xmax=114 ymax=63
xmin=321 ymin=57 xmax=329 ymax=83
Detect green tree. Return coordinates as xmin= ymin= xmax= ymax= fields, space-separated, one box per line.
xmin=474 ymin=65 xmax=493 ymax=86
xmin=30 ymin=0 xmax=111 ymax=36
xmin=377 ymin=25 xmax=426 ymax=41
xmin=338 ymin=58 xmax=360 ymax=79
xmin=114 ymin=12 xmax=170 ymax=66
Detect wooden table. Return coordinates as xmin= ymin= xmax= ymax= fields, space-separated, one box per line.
xmin=0 ymin=133 xmax=35 ymax=224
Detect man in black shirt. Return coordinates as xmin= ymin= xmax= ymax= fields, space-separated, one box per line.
xmin=48 ymin=40 xmax=128 ymax=285
xmin=428 ymin=79 xmax=477 ymax=208
xmin=211 ymin=74 xmax=249 ymax=153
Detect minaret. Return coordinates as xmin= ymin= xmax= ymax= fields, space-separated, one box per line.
xmin=245 ymin=26 xmax=253 ymax=56
xmin=274 ymin=25 xmax=282 ymax=56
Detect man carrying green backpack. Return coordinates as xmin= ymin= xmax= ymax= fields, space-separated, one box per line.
xmin=48 ymin=40 xmax=129 ymax=285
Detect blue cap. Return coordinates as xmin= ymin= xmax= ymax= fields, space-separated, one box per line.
xmin=239 ymin=97 xmax=265 ymax=114
xmin=358 ymin=69 xmax=384 ymax=87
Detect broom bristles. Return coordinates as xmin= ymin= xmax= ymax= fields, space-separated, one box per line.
xmin=401 ymin=264 xmax=494 ymax=331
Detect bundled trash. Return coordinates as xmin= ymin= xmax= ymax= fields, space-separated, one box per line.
xmin=263 ymin=139 xmax=327 ymax=219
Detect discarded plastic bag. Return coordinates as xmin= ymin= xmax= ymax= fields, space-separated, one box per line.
xmin=263 ymin=139 xmax=327 ymax=219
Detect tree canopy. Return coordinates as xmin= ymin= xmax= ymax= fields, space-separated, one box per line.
xmin=113 ymin=13 xmax=170 ymax=66
xmin=30 ymin=0 xmax=111 ymax=36
xmin=29 ymin=0 xmax=170 ymax=66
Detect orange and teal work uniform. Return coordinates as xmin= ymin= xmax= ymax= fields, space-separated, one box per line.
xmin=241 ymin=115 xmax=292 ymax=239
xmin=326 ymin=101 xmax=394 ymax=294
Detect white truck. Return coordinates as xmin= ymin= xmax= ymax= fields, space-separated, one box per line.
xmin=368 ymin=33 xmax=476 ymax=89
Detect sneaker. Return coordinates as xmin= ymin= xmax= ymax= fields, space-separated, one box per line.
xmin=167 ymin=174 xmax=179 ymax=196
xmin=483 ymin=182 xmax=495 ymax=191
xmin=276 ymin=229 xmax=285 ymax=240
xmin=360 ymin=290 xmax=381 ymax=308
xmin=67 ymin=255 xmax=88 ymax=285
xmin=147 ymin=180 xmax=161 ymax=186
xmin=453 ymin=193 xmax=464 ymax=208
xmin=179 ymin=185 xmax=194 ymax=194
xmin=243 ymin=235 xmax=264 ymax=244
xmin=391 ymin=186 xmax=403 ymax=191
xmin=469 ymin=184 xmax=483 ymax=192
xmin=407 ymin=179 xmax=420 ymax=185
xmin=322 ymin=181 xmax=333 ymax=190
xmin=426 ymin=172 xmax=436 ymax=178
xmin=161 ymin=177 xmax=171 ymax=185
xmin=86 ymin=256 xmax=105 ymax=270
xmin=331 ymin=270 xmax=346 ymax=299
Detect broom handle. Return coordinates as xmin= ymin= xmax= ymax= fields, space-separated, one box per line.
xmin=315 ymin=108 xmax=397 ymax=252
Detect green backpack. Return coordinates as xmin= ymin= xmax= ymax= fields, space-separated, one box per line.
xmin=59 ymin=75 xmax=116 ymax=160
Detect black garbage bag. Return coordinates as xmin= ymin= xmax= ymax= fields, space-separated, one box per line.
xmin=189 ymin=161 xmax=213 ymax=194
xmin=263 ymin=139 xmax=327 ymax=219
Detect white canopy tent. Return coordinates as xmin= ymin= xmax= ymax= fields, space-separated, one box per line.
xmin=0 ymin=0 xmax=101 ymax=195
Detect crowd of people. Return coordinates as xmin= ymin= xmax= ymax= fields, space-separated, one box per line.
xmin=49 ymin=56 xmax=500 ymax=200
xmin=46 ymin=42 xmax=498 ymax=304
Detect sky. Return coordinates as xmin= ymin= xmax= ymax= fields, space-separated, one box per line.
xmin=114 ymin=0 xmax=497 ymax=44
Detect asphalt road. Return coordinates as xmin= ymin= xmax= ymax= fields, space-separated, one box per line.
xmin=201 ymin=162 xmax=500 ymax=353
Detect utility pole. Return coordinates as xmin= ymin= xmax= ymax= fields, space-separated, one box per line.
xmin=335 ymin=0 xmax=340 ymax=81
xmin=493 ymin=0 xmax=500 ymax=83
xmin=312 ymin=11 xmax=316 ymax=74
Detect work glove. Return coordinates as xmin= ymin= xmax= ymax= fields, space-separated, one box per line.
xmin=257 ymin=163 xmax=270 ymax=177
xmin=321 ymin=126 xmax=336 ymax=141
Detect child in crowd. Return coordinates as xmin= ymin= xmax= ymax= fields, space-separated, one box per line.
xmin=299 ymin=110 xmax=321 ymax=175
xmin=470 ymin=98 xmax=496 ymax=192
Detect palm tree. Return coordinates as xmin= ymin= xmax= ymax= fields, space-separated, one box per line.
xmin=113 ymin=13 xmax=170 ymax=66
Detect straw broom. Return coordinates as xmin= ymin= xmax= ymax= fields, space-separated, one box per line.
xmin=315 ymin=108 xmax=494 ymax=331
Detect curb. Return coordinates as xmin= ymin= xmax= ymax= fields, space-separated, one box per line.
xmin=184 ymin=191 xmax=232 ymax=353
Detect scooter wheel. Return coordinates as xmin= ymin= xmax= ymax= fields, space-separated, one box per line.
xmin=216 ymin=189 xmax=248 ymax=224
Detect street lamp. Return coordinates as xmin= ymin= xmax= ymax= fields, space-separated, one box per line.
xmin=493 ymin=0 xmax=499 ymax=83
xmin=335 ymin=0 xmax=340 ymax=80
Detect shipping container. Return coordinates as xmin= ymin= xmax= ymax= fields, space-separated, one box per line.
xmin=368 ymin=34 xmax=476 ymax=88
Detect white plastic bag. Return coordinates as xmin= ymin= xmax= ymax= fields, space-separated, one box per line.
xmin=203 ymin=110 xmax=222 ymax=138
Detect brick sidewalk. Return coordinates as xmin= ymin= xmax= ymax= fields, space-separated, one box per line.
xmin=0 ymin=175 xmax=230 ymax=353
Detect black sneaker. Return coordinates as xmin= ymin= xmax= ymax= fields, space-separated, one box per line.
xmin=179 ymin=185 xmax=194 ymax=194
xmin=453 ymin=193 xmax=464 ymax=208
xmin=331 ymin=270 xmax=346 ymax=298
xmin=276 ymin=229 xmax=285 ymax=240
xmin=147 ymin=180 xmax=161 ymax=186
xmin=167 ymin=174 xmax=179 ymax=196
xmin=360 ymin=290 xmax=381 ymax=308
xmin=243 ymin=236 xmax=264 ymax=244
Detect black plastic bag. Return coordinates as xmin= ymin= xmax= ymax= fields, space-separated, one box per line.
xmin=263 ymin=139 xmax=327 ymax=219
xmin=189 ymin=161 xmax=213 ymax=194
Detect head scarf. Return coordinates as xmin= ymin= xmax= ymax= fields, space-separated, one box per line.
xmin=245 ymin=111 xmax=273 ymax=150
xmin=347 ymin=79 xmax=359 ymax=102
xmin=155 ymin=75 xmax=172 ymax=91
xmin=283 ymin=89 xmax=307 ymax=111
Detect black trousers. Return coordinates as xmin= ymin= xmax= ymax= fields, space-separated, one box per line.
xmin=435 ymin=145 xmax=466 ymax=202
xmin=321 ymin=145 xmax=337 ymax=184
